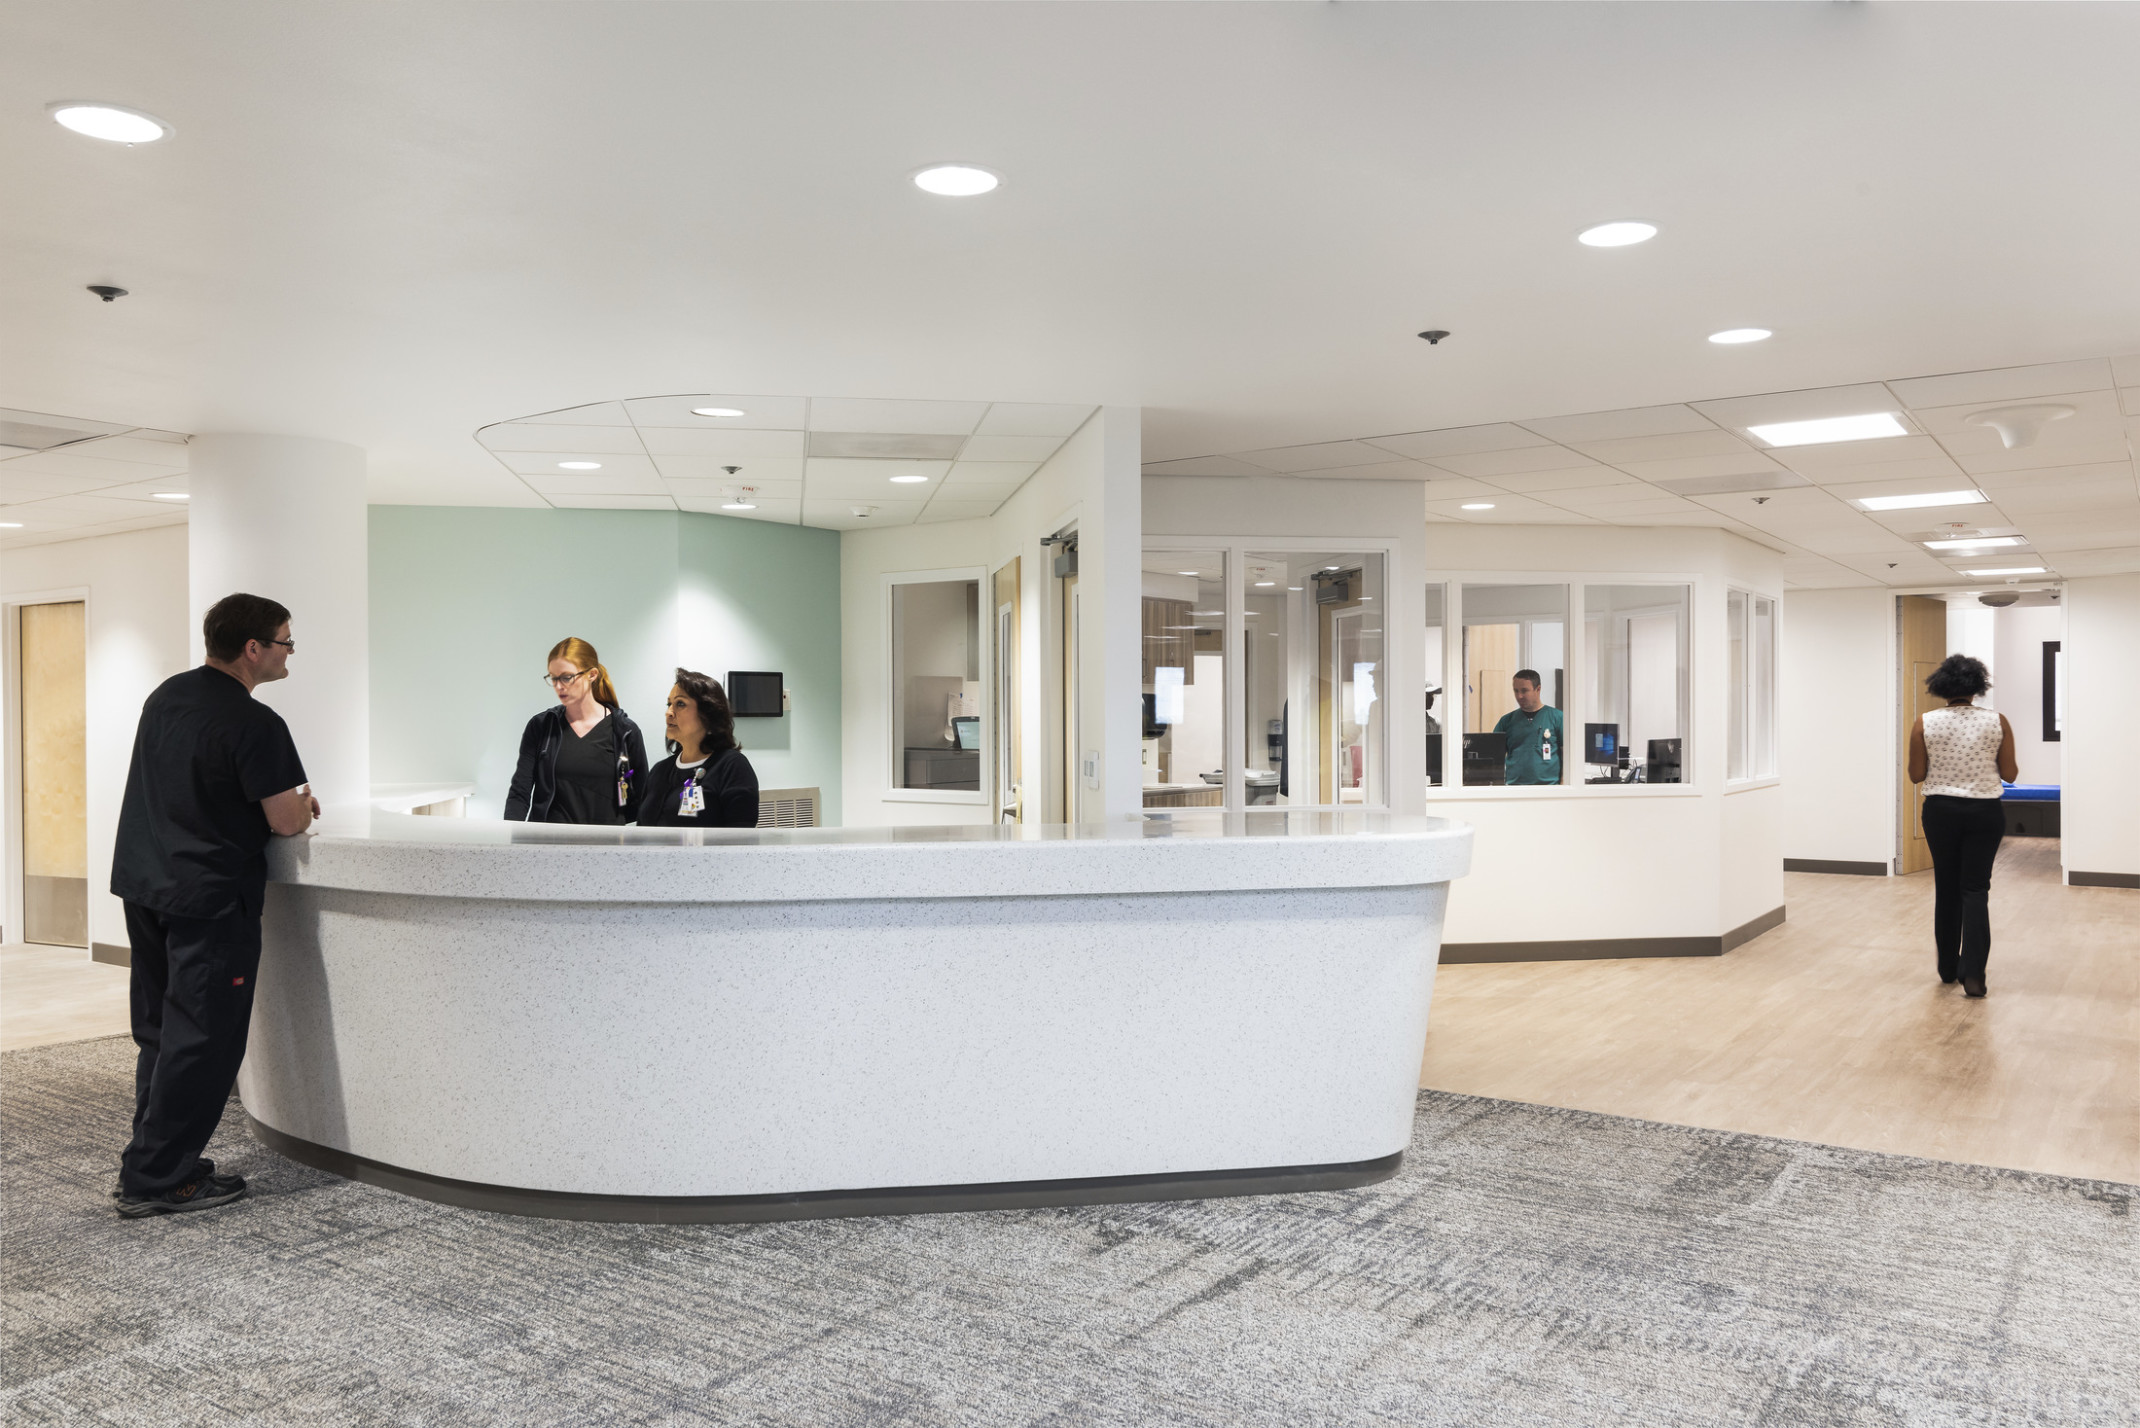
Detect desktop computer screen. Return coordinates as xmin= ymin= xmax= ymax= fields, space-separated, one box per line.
xmin=1585 ymin=723 xmax=1619 ymax=764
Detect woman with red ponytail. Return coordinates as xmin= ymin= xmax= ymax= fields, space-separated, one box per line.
xmin=504 ymin=637 xmax=650 ymax=824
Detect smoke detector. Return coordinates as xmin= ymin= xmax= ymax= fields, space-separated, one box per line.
xmin=850 ymin=504 xmax=877 ymax=519
xmin=1964 ymin=404 xmax=2074 ymax=450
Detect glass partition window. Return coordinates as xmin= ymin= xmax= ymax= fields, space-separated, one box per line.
xmin=1246 ymin=552 xmax=1386 ymax=806
xmin=1728 ymin=589 xmax=1778 ymax=780
xmin=1583 ymin=584 xmax=1690 ymax=784
xmin=891 ymin=576 xmax=982 ymax=792
xmin=1142 ymin=553 xmax=1227 ymax=809
xmin=1424 ymin=584 xmax=1446 ymax=786
xmin=1462 ymin=584 xmax=1566 ymax=787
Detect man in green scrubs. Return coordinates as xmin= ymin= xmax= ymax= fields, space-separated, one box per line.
xmin=1493 ymin=668 xmax=1562 ymax=785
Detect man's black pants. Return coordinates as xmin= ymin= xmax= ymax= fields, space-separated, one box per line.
xmin=120 ymin=902 xmax=262 ymax=1197
xmin=1921 ymin=794 xmax=2004 ymax=984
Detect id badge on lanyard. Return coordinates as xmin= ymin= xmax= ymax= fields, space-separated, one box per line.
xmin=679 ymin=772 xmax=706 ymax=817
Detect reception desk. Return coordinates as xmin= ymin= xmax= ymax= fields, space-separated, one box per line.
xmin=241 ymin=810 xmax=1472 ymax=1222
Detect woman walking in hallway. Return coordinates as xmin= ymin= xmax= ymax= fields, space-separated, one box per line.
xmin=1908 ymin=654 xmax=2018 ymax=998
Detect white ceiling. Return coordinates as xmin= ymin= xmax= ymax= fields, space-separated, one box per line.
xmin=5 ymin=3 xmax=2140 ymax=568
xmin=0 ymin=410 xmax=190 ymax=549
xmin=1150 ymin=354 xmax=2140 ymax=589
xmin=477 ymin=395 xmax=1093 ymax=531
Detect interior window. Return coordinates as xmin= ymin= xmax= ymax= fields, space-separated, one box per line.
xmin=1247 ymin=552 xmax=1386 ymax=806
xmin=1583 ymin=584 xmax=1690 ymax=785
xmin=1141 ymin=553 xmax=1227 ymax=809
xmin=1461 ymin=584 xmax=1566 ymax=787
xmin=891 ymin=577 xmax=982 ymax=792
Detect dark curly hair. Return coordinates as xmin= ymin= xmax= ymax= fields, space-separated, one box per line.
xmin=667 ymin=667 xmax=737 ymax=756
xmin=1925 ymin=653 xmax=1991 ymax=702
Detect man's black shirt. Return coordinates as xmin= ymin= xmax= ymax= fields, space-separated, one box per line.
xmin=111 ymin=666 xmax=308 ymax=919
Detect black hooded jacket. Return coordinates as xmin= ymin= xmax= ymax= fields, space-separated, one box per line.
xmin=504 ymin=704 xmax=650 ymax=823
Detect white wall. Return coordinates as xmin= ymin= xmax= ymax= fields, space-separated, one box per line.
xmin=2062 ymin=574 xmax=2140 ymax=880
xmin=840 ymin=408 xmax=1142 ymax=827
xmin=1781 ymin=587 xmax=1893 ymax=869
xmin=3 ymin=525 xmax=191 ymax=950
xmin=1991 ymin=604 xmax=2062 ymax=786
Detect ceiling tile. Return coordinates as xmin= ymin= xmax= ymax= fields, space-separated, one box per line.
xmin=1613 ymin=454 xmax=1793 ymax=486
xmin=544 ymin=494 xmax=677 ymax=511
xmin=1572 ymin=430 xmax=1765 ymax=464
xmin=0 ymin=467 xmax=132 ymax=499
xmin=1547 ymin=482 xmax=1675 ymax=507
xmin=806 ymin=399 xmax=987 ymax=435
xmin=521 ymin=469 xmax=668 ymax=496
xmin=975 ymin=403 xmax=1093 ymax=437
xmin=2110 ymin=353 xmax=2140 ymax=386
xmin=65 ymin=435 xmax=189 ymax=468
xmin=1888 ymin=360 xmax=2114 ymax=410
xmin=963 ymin=435 xmax=1066 ymax=463
xmin=946 ymin=460 xmax=1040 ymax=484
xmin=624 ymin=395 xmax=809 ymax=431
xmin=2040 ymin=545 xmax=2140 ymax=575
xmin=1968 ymin=458 xmax=2136 ymax=489
xmin=1362 ymin=424 xmax=1553 ymax=460
xmin=917 ymin=498 xmax=1006 ymax=524
xmin=1693 ymin=383 xmax=1906 ymax=437
xmin=1233 ymin=440 xmax=1394 ymax=473
xmin=1516 ymin=405 xmax=1716 ymax=444
xmin=654 ymin=455 xmax=804 ymax=484
xmin=1425 ymin=492 xmax=1564 ymax=520
xmin=1142 ymin=456 xmax=1268 ymax=477
xmin=501 ymin=400 xmax=635 ymax=427
xmin=1771 ymin=436 xmax=1959 ymax=473
xmin=676 ymin=497 xmax=803 ymax=524
xmin=1424 ymin=446 xmax=1605 ymax=479
xmin=800 ymin=499 xmax=925 ymax=530
xmin=1286 ymin=460 xmax=1439 ymax=482
xmin=635 ymin=427 xmax=806 ymax=459
xmin=1473 ymin=466 xmax=1631 ymax=494
xmin=497 ymin=451 xmax=659 ymax=480
xmin=0 ymin=449 xmax=179 ymax=484
xmin=665 ymin=478 xmax=803 ymax=500
xmin=806 ymin=458 xmax=951 ymax=486
xmin=1979 ymin=473 xmax=2140 ymax=517
xmin=479 ymin=424 xmax=648 ymax=455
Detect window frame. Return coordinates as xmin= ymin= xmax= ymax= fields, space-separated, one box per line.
xmin=882 ymin=565 xmax=990 ymax=806
xmin=1426 ymin=571 xmax=1704 ymax=800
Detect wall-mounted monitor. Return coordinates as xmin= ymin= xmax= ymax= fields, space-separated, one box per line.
xmin=728 ymin=671 xmax=784 ymax=718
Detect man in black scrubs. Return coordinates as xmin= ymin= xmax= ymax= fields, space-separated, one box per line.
xmin=109 ymin=593 xmax=316 ymax=1217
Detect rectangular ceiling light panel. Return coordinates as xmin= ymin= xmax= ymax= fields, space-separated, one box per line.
xmin=1852 ymin=489 xmax=1988 ymax=512
xmin=1922 ymin=535 xmax=2023 ymax=550
xmin=1747 ymin=413 xmax=1909 ymax=447
xmin=1963 ymin=566 xmax=2047 ymax=576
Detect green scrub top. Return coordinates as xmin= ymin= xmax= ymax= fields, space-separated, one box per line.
xmin=1493 ymin=704 xmax=1563 ymax=785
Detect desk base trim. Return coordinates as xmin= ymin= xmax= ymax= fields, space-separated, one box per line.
xmin=246 ymin=1115 xmax=1404 ymax=1223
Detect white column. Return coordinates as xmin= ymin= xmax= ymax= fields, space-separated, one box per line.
xmin=188 ymin=434 xmax=368 ymax=813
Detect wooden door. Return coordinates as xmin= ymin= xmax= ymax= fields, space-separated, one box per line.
xmin=21 ymin=601 xmax=88 ymax=947
xmin=1466 ymin=622 xmax=1519 ymax=733
xmin=1898 ymin=595 xmax=1946 ymax=874
xmin=993 ymin=559 xmax=1022 ymax=822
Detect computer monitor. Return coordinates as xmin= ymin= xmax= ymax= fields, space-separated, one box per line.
xmin=1585 ymin=722 xmax=1619 ymax=764
xmin=1647 ymin=737 xmax=1683 ymax=784
xmin=952 ymin=716 xmax=981 ymax=751
xmin=727 ymin=671 xmax=784 ymax=718
xmin=1461 ymin=732 xmax=1506 ymax=784
xmin=1425 ymin=732 xmax=1444 ymax=786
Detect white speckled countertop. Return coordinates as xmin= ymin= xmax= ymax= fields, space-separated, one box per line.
xmin=267 ymin=810 xmax=1473 ymax=903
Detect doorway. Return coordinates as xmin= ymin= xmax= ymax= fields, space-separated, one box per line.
xmin=1897 ymin=594 xmax=1946 ymax=874
xmin=17 ymin=601 xmax=88 ymax=946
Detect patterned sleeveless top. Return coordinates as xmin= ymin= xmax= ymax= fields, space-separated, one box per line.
xmin=1922 ymin=704 xmax=2004 ymax=799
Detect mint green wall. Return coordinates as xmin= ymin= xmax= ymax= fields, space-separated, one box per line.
xmin=369 ymin=507 xmax=841 ymax=824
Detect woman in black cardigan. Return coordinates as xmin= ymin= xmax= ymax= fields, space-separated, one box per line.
xmin=504 ymin=637 xmax=650 ymax=824
xmin=636 ymin=668 xmax=760 ymax=828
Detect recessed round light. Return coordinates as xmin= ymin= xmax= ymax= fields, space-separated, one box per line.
xmin=721 ymin=501 xmax=757 ymax=511
xmin=151 ymin=491 xmax=190 ymax=500
xmin=889 ymin=474 xmax=929 ymax=484
xmin=1461 ymin=502 xmax=1496 ymax=510
xmin=0 ymin=521 xmax=23 ymax=528
xmin=1708 ymin=328 xmax=1772 ymax=345
xmin=557 ymin=461 xmax=602 ymax=471
xmin=1176 ymin=570 xmax=1198 ymax=576
xmin=48 ymin=101 xmax=172 ymax=144
xmin=1288 ymin=586 xmax=1302 ymax=592
xmin=1255 ymin=580 xmax=1277 ymax=587
xmin=691 ymin=406 xmax=746 ymax=418
xmin=1577 ymin=220 xmax=1657 ymax=248
xmin=914 ymin=164 xmax=1000 ymax=197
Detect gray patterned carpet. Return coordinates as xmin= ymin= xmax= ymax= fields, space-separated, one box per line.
xmin=3 ymin=1036 xmax=2135 ymax=1426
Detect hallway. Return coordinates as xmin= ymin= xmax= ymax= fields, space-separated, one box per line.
xmin=1422 ymin=839 xmax=2140 ymax=1184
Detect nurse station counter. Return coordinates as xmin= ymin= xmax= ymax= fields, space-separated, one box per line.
xmin=241 ymin=811 xmax=1473 ymax=1222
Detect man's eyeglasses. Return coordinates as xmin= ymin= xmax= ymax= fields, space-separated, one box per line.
xmin=543 ymin=669 xmax=591 ymax=688
xmin=266 ymin=638 xmax=295 ymax=652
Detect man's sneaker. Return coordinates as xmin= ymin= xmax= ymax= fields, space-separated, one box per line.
xmin=112 ymin=1158 xmax=218 ymax=1201
xmin=116 ymin=1171 xmax=247 ymax=1218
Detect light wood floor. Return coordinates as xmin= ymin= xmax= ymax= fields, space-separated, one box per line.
xmin=1422 ymin=838 xmax=2140 ymax=1185
xmin=1 ymin=942 xmax=132 ymax=1053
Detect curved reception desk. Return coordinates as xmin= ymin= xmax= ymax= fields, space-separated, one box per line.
xmin=242 ymin=811 xmax=1472 ymax=1222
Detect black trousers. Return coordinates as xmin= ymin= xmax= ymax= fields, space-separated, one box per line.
xmin=120 ymin=902 xmax=262 ymax=1196
xmin=1921 ymin=795 xmax=2004 ymax=983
